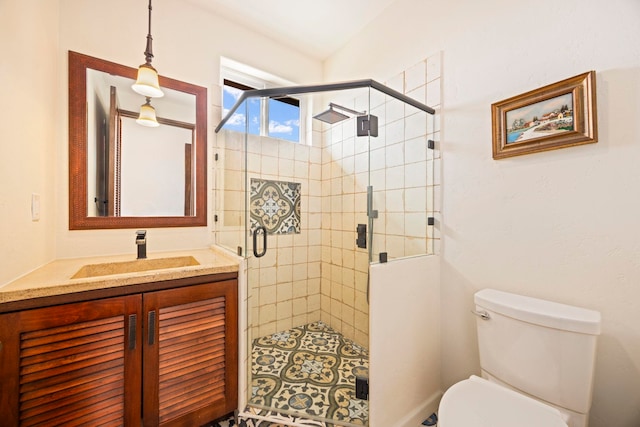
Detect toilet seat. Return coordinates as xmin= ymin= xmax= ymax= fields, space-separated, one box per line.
xmin=438 ymin=375 xmax=568 ymax=427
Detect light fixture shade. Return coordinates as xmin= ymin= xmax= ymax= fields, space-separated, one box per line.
xmin=132 ymin=63 xmax=164 ymax=98
xmin=136 ymin=98 xmax=160 ymax=127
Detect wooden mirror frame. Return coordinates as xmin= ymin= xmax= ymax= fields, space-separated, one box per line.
xmin=68 ymin=51 xmax=207 ymax=229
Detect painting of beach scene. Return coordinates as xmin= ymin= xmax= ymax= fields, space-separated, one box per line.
xmin=506 ymin=93 xmax=574 ymax=144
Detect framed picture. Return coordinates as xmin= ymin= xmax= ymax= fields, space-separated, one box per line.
xmin=491 ymin=71 xmax=597 ymax=159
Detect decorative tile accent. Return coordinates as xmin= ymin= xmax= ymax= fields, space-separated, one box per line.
xmin=249 ymin=322 xmax=369 ymax=426
xmin=251 ymin=178 xmax=301 ymax=235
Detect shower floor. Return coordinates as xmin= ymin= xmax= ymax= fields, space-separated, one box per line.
xmin=249 ymin=321 xmax=369 ymax=426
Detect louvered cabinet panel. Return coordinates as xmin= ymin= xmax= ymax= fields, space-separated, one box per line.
xmin=0 ymin=295 xmax=142 ymax=427
xmin=143 ymin=280 xmax=238 ymax=427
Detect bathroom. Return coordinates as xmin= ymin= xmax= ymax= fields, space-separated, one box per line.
xmin=1 ymin=0 xmax=639 ymax=426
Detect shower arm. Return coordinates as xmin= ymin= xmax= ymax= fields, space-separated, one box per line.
xmin=215 ymin=79 xmax=435 ymax=133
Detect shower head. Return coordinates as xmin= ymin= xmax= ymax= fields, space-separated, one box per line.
xmin=313 ymin=106 xmax=350 ymax=124
xmin=313 ymin=102 xmax=365 ymax=124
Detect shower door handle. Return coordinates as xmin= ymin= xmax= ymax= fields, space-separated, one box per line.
xmin=253 ymin=226 xmax=267 ymax=258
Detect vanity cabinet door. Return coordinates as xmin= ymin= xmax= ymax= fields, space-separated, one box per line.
xmin=0 ymin=295 xmax=143 ymax=427
xmin=142 ymin=280 xmax=238 ymax=426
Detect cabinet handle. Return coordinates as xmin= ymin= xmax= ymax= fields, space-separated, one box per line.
xmin=148 ymin=310 xmax=156 ymax=345
xmin=128 ymin=314 xmax=137 ymax=350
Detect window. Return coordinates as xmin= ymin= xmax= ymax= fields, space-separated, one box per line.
xmin=221 ymin=59 xmax=303 ymax=143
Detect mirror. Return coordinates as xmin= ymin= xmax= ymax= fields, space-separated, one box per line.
xmin=69 ymin=51 xmax=207 ymax=229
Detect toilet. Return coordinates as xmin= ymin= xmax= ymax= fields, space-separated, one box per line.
xmin=438 ymin=289 xmax=601 ymax=427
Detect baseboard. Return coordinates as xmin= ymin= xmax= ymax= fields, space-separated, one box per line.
xmin=395 ymin=390 xmax=443 ymax=427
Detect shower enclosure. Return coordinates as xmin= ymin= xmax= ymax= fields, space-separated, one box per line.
xmin=215 ymin=78 xmax=436 ymax=426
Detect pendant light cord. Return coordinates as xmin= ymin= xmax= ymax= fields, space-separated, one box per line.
xmin=144 ymin=0 xmax=154 ymax=65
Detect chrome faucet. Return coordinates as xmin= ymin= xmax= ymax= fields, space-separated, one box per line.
xmin=135 ymin=230 xmax=147 ymax=259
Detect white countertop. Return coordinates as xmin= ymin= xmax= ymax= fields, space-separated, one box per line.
xmin=0 ymin=247 xmax=239 ymax=304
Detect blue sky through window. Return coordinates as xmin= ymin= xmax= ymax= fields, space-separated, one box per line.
xmin=222 ymin=83 xmax=300 ymax=142
xmin=268 ymin=99 xmax=299 ymax=142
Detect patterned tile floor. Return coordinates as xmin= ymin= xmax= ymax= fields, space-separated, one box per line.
xmin=248 ymin=321 xmax=369 ymax=426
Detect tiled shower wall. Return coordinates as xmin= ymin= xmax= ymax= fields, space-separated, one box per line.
xmin=216 ymin=130 xmax=324 ymax=340
xmin=214 ymin=52 xmax=441 ymax=349
xmin=318 ymin=53 xmax=442 ymax=348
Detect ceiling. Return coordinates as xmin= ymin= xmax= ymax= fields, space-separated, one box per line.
xmin=185 ymin=0 xmax=399 ymax=60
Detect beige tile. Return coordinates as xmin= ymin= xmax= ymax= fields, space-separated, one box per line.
xmin=308 ymin=310 xmax=321 ymax=323
xmin=276 ymin=265 xmax=293 ymax=283
xmin=355 ymin=251 xmax=369 ymax=273
xmin=259 ymin=322 xmax=277 ymax=338
xmin=259 ymin=285 xmax=277 ymax=305
xmin=405 ymin=161 xmax=427 ymax=188
xmin=308 ymin=262 xmax=321 ymax=279
xmin=293 ymin=263 xmax=307 ymax=281
xmin=260 ymin=304 xmax=276 ymax=324
xmin=258 ymin=267 xmax=278 ymax=287
xmin=321 ymin=245 xmax=331 ymax=263
xmin=292 ymin=314 xmax=307 ymax=328
xmin=277 ymin=247 xmax=293 ymax=265
xmin=331 ymin=265 xmax=343 ymax=282
xmin=406 ymin=237 xmax=427 ymax=257
xmin=321 ymin=295 xmax=331 ymax=312
xmin=308 ymin=246 xmax=322 ymax=262
xmin=294 ymin=160 xmax=308 ymax=178
xmin=342 ymin=305 xmax=355 ymax=326
xmin=331 ymin=298 xmax=342 ymax=317
xmin=279 ymin=158 xmax=295 ymax=177
xmin=279 ymin=139 xmax=295 ymax=159
xmin=277 ymin=282 xmax=293 ymax=301
xmin=308 ymin=278 xmax=321 ymax=295
xmin=355 ymin=291 xmax=368 ymax=313
xmin=406 ymin=213 xmax=427 ymax=238
xmin=293 ymin=248 xmax=308 ymax=265
xmin=343 ymin=324 xmax=356 ymax=343
xmin=277 ymin=234 xmax=294 ymax=247
xmin=386 ymin=212 xmax=405 ymax=236
xmin=331 ymin=246 xmax=342 ymax=266
xmin=331 ymin=281 xmax=343 ymax=301
xmin=276 ymin=318 xmax=292 ymax=333
xmin=276 ymin=300 xmax=292 ymax=320
xmin=320 ymin=310 xmax=331 ymax=324
xmin=355 ymin=310 xmax=369 ymax=332
xmin=342 ymin=268 xmax=355 ymax=288
xmin=292 ymin=297 xmax=307 ymax=316
xmin=354 ymin=330 xmax=368 ymax=348
xmin=308 ymin=294 xmax=321 ymax=311
xmin=259 ymin=249 xmax=277 ymax=268
xmin=342 ymin=287 xmax=355 ymax=306
xmin=308 ymin=213 xmax=322 ymax=229
xmin=342 ymin=250 xmax=355 ymax=270
xmin=386 ymin=235 xmax=406 ymax=258
xmin=293 ymin=233 xmax=308 ymax=246
xmin=292 ymin=280 xmax=308 ymax=298
xmin=405 ymin=187 xmax=426 ymax=212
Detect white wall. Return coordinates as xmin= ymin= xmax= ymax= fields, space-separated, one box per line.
xmin=51 ymin=0 xmax=322 ymax=260
xmin=0 ymin=0 xmax=58 ymax=285
xmin=369 ymin=255 xmax=441 ymax=427
xmin=326 ymin=1 xmax=640 ymax=426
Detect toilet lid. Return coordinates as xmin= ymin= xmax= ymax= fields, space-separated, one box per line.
xmin=439 ymin=376 xmax=568 ymax=427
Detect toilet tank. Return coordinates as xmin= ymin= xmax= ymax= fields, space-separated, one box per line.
xmin=474 ymin=289 xmax=601 ymax=415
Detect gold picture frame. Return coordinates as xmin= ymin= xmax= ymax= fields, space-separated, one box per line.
xmin=491 ymin=71 xmax=597 ymax=159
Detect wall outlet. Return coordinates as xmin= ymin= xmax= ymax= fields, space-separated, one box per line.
xmin=31 ymin=193 xmax=40 ymax=221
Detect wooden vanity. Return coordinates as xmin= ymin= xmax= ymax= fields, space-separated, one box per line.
xmin=0 ymin=249 xmax=239 ymax=426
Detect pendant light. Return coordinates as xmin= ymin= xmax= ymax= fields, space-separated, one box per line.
xmin=132 ymin=0 xmax=164 ymax=99
xmin=136 ymin=97 xmax=160 ymax=127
